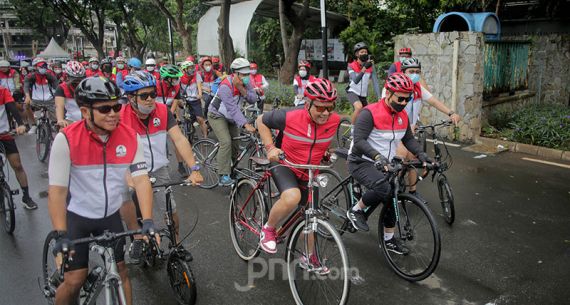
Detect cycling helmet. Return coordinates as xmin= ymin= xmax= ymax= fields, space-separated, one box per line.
xmin=81 ymin=61 xmax=89 ymax=66
xmin=200 ymin=56 xmax=212 ymax=66
xmin=180 ymin=61 xmax=195 ymax=70
xmin=185 ymin=56 xmax=195 ymax=63
xmin=20 ymin=61 xmax=30 ymax=68
xmin=384 ymin=72 xmax=414 ymax=94
xmin=100 ymin=58 xmax=112 ymax=66
xmin=399 ymin=47 xmax=412 ymax=55
xmin=353 ymin=42 xmax=369 ymax=54
xmin=304 ymin=78 xmax=337 ymax=104
xmin=0 ymin=60 xmax=9 ymax=68
xmin=32 ymin=57 xmax=47 ymax=67
xmin=298 ymin=60 xmax=311 ymax=69
xmin=145 ymin=58 xmax=156 ymax=66
xmin=230 ymin=58 xmax=251 ymax=74
xmin=88 ymin=57 xmax=99 ymax=63
xmin=128 ymin=57 xmax=142 ymax=69
xmin=75 ymin=76 xmax=121 ymax=106
xmin=212 ymin=57 xmax=220 ymax=64
xmin=65 ymin=61 xmax=86 ymax=78
xmin=159 ymin=64 xmax=183 ymax=79
xmin=115 ymin=56 xmax=126 ymax=63
xmin=400 ymin=57 xmax=421 ymax=71
xmin=123 ymin=71 xmax=157 ymax=93
xmin=250 ymin=62 xmax=258 ymax=70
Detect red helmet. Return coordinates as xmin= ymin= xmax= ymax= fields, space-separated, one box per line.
xmin=185 ymin=56 xmax=195 ymax=63
xmin=65 ymin=60 xmax=86 ymax=78
xmin=298 ymin=60 xmax=311 ymax=69
xmin=200 ymin=56 xmax=212 ymax=66
xmin=399 ymin=47 xmax=412 ymax=55
xmin=304 ymin=78 xmax=337 ymax=104
xmin=81 ymin=61 xmax=89 ymax=66
xmin=250 ymin=62 xmax=258 ymax=70
xmin=212 ymin=57 xmax=220 ymax=64
xmin=384 ymin=73 xmax=414 ymax=94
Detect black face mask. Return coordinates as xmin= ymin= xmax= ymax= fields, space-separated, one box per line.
xmin=359 ymin=54 xmax=369 ymax=62
xmin=102 ymin=65 xmax=112 ymax=73
xmin=390 ymin=101 xmax=406 ymax=112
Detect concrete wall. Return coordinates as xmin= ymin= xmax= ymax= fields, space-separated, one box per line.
xmin=394 ymin=32 xmax=485 ymax=142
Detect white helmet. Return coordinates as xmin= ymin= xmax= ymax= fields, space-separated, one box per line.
xmin=230 ymin=58 xmax=250 ymax=74
xmin=0 ymin=60 xmax=10 ymax=68
xmin=145 ymin=58 xmax=156 ymax=65
xmin=88 ymin=57 xmax=99 ymax=63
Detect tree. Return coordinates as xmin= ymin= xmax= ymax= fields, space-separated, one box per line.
xmin=279 ymin=0 xmax=311 ymax=84
xmin=218 ymin=0 xmax=235 ymax=66
xmin=9 ymin=0 xmax=71 ymax=46
xmin=109 ymin=0 xmax=159 ymax=59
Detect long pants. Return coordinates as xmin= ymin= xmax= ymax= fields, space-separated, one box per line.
xmin=207 ymin=113 xmax=240 ymax=176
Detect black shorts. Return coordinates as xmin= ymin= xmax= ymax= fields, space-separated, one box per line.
xmin=66 ymin=211 xmax=126 ymax=271
xmin=187 ymin=99 xmax=204 ymax=118
xmin=0 ymin=139 xmax=19 ymax=155
xmin=271 ymin=164 xmax=309 ymax=205
xmin=347 ymin=92 xmax=368 ymax=106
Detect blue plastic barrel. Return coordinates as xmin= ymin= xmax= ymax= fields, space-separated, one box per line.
xmin=433 ymin=12 xmax=501 ymax=41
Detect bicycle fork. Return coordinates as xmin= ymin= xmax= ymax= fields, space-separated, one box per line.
xmin=91 ymin=244 xmax=128 ymax=305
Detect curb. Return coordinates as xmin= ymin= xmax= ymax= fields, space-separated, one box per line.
xmin=475 ymin=136 xmax=570 ymax=162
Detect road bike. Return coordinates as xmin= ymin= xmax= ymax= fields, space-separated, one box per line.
xmin=0 ymin=134 xmax=18 ymax=234
xmin=35 ymin=105 xmax=57 ymax=162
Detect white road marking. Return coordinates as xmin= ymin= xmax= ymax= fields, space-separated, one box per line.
xmin=522 ymin=157 xmax=570 ymax=169
xmin=426 ymin=138 xmax=461 ymax=147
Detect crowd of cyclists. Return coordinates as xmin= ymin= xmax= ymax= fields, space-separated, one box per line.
xmin=0 ymin=41 xmax=462 ymax=305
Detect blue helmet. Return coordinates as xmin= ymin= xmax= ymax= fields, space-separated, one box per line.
xmin=127 ymin=57 xmax=142 ymax=69
xmin=123 ymin=71 xmax=157 ymax=93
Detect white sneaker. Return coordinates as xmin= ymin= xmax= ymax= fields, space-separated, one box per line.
xmin=28 ymin=126 xmax=37 ymax=134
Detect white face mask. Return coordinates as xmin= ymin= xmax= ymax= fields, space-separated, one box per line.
xmin=146 ymin=66 xmax=155 ymax=72
xmin=117 ymin=64 xmax=125 ymax=69
xmin=204 ymin=66 xmax=212 ymax=72
xmin=38 ymin=68 xmax=47 ymax=75
xmin=54 ymin=69 xmax=62 ymax=74
xmin=299 ymin=70 xmax=307 ymax=78
xmin=137 ymin=103 xmax=155 ymax=114
xmin=91 ymin=64 xmax=99 ymax=70
xmin=250 ymin=70 xmax=257 ymax=75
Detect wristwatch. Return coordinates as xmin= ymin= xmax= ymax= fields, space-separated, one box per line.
xmin=448 ymin=111 xmax=455 ymax=116
xmin=190 ymin=165 xmax=201 ymax=172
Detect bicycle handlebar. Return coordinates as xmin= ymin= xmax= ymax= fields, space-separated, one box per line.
xmin=71 ymin=229 xmax=143 ymax=246
xmin=416 ymin=120 xmax=453 ymax=132
xmin=279 ymin=153 xmax=333 ymax=170
xmin=152 ymin=180 xmax=193 ymax=189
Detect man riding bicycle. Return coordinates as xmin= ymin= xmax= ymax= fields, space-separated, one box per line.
xmin=48 ymin=76 xmax=156 ymax=305
xmin=346 ymin=73 xmax=434 ymax=255
xmin=256 ymin=78 xmax=340 ymax=255
xmin=177 ymin=60 xmax=208 ymax=138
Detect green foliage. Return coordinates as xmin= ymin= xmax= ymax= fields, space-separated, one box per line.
xmin=248 ymin=17 xmax=284 ymax=77
xmin=508 ymin=104 xmax=570 ymax=150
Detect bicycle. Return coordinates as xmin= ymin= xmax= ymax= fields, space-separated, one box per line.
xmin=35 ymin=105 xmax=57 ymax=162
xmin=229 ymin=155 xmax=350 ymax=305
xmin=319 ymin=150 xmax=441 ymax=282
xmin=336 ymin=117 xmax=352 ymax=150
xmin=0 ymin=134 xmax=19 ymax=234
xmin=415 ymin=120 xmax=456 ymax=225
xmin=42 ymin=229 xmax=145 ymax=305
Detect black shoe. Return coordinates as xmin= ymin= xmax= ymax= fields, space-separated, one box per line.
xmin=22 ymin=196 xmax=38 ymax=210
xmin=409 ymin=190 xmax=428 ymax=204
xmin=385 ymin=237 xmax=410 ymax=255
xmin=346 ymin=209 xmax=369 ymax=232
xmin=129 ymin=239 xmax=144 ymax=264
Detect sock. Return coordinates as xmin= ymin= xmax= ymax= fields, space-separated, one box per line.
xmin=22 ymin=186 xmax=30 ymax=199
xmin=352 ymin=204 xmax=362 ymax=212
xmin=263 ymin=224 xmax=274 ymax=230
xmin=384 ymin=232 xmax=394 ymax=241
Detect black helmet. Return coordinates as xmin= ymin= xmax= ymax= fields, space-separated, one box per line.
xmin=75 ymin=76 xmax=121 ymax=107
xmin=353 ymin=42 xmax=369 ymax=54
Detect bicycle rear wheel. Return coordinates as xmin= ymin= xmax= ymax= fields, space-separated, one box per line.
xmin=378 ymin=193 xmax=441 ymax=282
xmin=166 ymin=254 xmax=197 ymax=305
xmin=287 ymin=219 xmax=350 ymax=305
xmin=317 ymin=169 xmax=350 ymax=236
xmin=229 ymin=179 xmax=265 ymax=261
xmin=36 ymin=123 xmax=51 ymax=162
xmin=42 ymin=231 xmax=61 ymax=305
xmin=437 ymin=175 xmax=455 ymax=225
xmin=0 ymin=184 xmax=15 ymax=234
xmin=336 ymin=118 xmax=352 ymax=150
xmin=192 ymin=139 xmax=219 ymax=189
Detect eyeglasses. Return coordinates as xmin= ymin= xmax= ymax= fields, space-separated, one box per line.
xmin=312 ymin=103 xmax=336 ymax=113
xmin=135 ymin=91 xmax=157 ymax=100
xmin=92 ymin=103 xmax=122 ymax=114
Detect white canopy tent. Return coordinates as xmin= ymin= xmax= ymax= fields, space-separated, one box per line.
xmin=38 ymin=38 xmax=70 ymax=60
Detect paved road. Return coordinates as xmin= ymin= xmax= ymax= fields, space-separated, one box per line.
xmin=0 ymin=134 xmax=569 ymax=305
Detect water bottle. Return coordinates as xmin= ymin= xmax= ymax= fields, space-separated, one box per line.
xmin=83 ymin=266 xmax=103 ymax=293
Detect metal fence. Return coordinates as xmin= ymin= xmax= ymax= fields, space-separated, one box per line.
xmin=483 ymin=41 xmax=530 ymax=97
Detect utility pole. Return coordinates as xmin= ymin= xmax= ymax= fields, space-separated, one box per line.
xmin=320 ymin=0 xmax=328 ymax=79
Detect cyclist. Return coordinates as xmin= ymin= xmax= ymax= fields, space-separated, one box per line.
xmin=85 ymin=57 xmax=103 ymax=77
xmin=345 ymin=73 xmax=433 ymax=254
xmin=212 ymin=56 xmax=224 ymax=77
xmin=387 ymin=47 xmax=412 ymax=76
xmin=113 ymin=56 xmax=129 ymax=81
xmin=293 ymin=60 xmax=316 ymax=106
xmin=116 ymin=57 xmax=142 ymax=90
xmin=0 ymin=59 xmax=18 ymax=94
xmin=23 ymin=57 xmax=59 ymax=134
xmin=0 ymin=84 xmax=38 ymax=210
xmin=249 ymin=61 xmax=268 ymax=113
xmin=207 ymin=57 xmax=257 ymax=186
xmin=177 ymin=61 xmax=208 ymax=138
xmin=256 ymin=78 xmax=340 ymax=254
xmin=347 ymin=42 xmax=376 ymax=123
xmin=52 ymin=61 xmax=66 ymax=83
xmin=55 ymin=61 xmax=86 ymax=128
xmin=48 ymin=76 xmax=155 ymax=305
xmin=119 ymin=71 xmax=203 ymax=262
xmin=145 ymin=58 xmax=160 ymax=80
xmin=199 ymin=56 xmax=218 ymax=118
xmin=100 ymin=58 xmax=115 ymax=82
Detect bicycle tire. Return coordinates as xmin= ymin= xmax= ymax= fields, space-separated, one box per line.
xmin=378 ymin=193 xmax=441 ymax=282
xmin=36 ymin=123 xmax=50 ymax=162
xmin=42 ymin=231 xmax=60 ymax=305
xmin=229 ymin=178 xmax=266 ymax=261
xmin=336 ymin=118 xmax=352 ymax=150
xmin=437 ymin=174 xmax=455 ymax=225
xmin=167 ymin=253 xmax=197 ymax=305
xmin=1 ymin=184 xmax=15 ymax=234
xmin=317 ymin=169 xmax=351 ymax=237
xmin=192 ymin=138 xmax=219 ymax=189
xmin=287 ymin=219 xmax=350 ymax=305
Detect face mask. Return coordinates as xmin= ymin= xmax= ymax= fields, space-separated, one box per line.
xmin=299 ymin=70 xmax=307 ymax=78
xmin=204 ymin=66 xmax=212 ymax=72
xmin=390 ymin=100 xmax=406 ymax=112
xmin=250 ymin=70 xmax=257 ymax=75
xmin=187 ymin=69 xmax=195 ymax=75
xmin=91 ymin=64 xmax=99 ymax=70
xmin=409 ymin=73 xmax=420 ymax=84
xmin=102 ymin=66 xmax=112 ymax=73
xmin=241 ymin=76 xmax=250 ymax=86
xmin=146 ymin=66 xmax=155 ymax=72
xmin=137 ymin=103 xmax=155 ymax=115
xmin=54 ymin=69 xmax=62 ymax=74
xmin=359 ymin=54 xmax=369 ymax=62
xmin=21 ymin=70 xmax=28 ymax=76
xmin=399 ymin=57 xmax=408 ymax=62
xmin=117 ymin=64 xmax=125 ymax=69
xmin=38 ymin=68 xmax=47 ymax=75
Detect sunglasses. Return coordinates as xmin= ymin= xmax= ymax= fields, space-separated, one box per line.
xmin=312 ymin=103 xmax=336 ymax=113
xmin=135 ymin=91 xmax=157 ymax=100
xmin=92 ymin=103 xmax=122 ymax=114
xmin=395 ymin=95 xmax=413 ymax=103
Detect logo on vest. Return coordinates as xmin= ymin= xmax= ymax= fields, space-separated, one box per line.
xmin=398 ymin=117 xmax=403 ymax=125
xmin=116 ymin=145 xmax=127 ymax=157
xmin=153 ymin=118 xmax=161 ymax=127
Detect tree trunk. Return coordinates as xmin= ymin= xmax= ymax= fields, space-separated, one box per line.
xmin=218 ymin=0 xmax=235 ymax=66
xmin=279 ymin=25 xmax=304 ymax=84
xmin=279 ymin=0 xmax=289 ymax=58
xmin=179 ymin=26 xmax=192 ymax=56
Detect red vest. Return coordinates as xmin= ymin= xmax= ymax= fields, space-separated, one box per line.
xmin=281 ymin=108 xmax=339 ymax=180
xmin=181 ymin=72 xmax=198 ymax=85
xmin=220 ymin=76 xmax=240 ymax=96
xmin=294 ymin=75 xmax=317 ymax=90
xmin=156 ymin=80 xmax=180 ymax=105
xmin=360 ymin=100 xmax=409 ymax=161
xmin=201 ymin=71 xmax=215 ymax=83
xmin=115 ymin=69 xmax=129 ymax=79
xmin=86 ymin=69 xmax=103 ymax=77
xmin=394 ymin=61 xmax=402 ymax=73
xmin=250 ymin=74 xmax=263 ymax=88
xmin=60 ymin=82 xmax=74 ymax=98
xmin=412 ymin=82 xmax=422 ymax=100
xmin=0 ymin=69 xmax=16 ymax=79
xmin=348 ymin=61 xmax=373 ymax=74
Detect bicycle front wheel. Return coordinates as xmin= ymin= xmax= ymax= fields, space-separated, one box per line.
xmin=192 ymin=138 xmax=219 ymax=189
xmin=437 ymin=175 xmax=455 ymax=225
xmin=378 ymin=193 xmax=441 ymax=281
xmin=336 ymin=118 xmax=352 ymax=150
xmin=287 ymin=219 xmax=350 ymax=305
xmin=42 ymin=231 xmax=61 ymax=305
xmin=318 ymin=169 xmax=350 ymax=236
xmin=167 ymin=254 xmax=197 ymax=305
xmin=229 ymin=179 xmax=266 ymax=261
xmin=36 ymin=123 xmax=51 ymax=162
xmin=1 ymin=184 xmax=15 ymax=234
